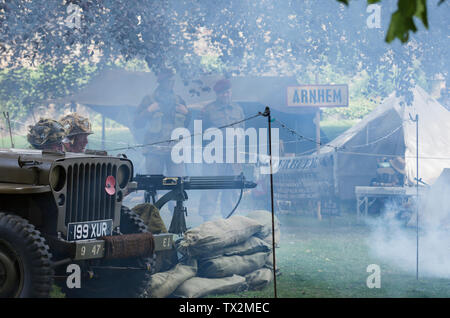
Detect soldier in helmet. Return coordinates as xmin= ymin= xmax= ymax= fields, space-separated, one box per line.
xmin=59 ymin=113 xmax=93 ymax=153
xmin=133 ymin=67 xmax=191 ymax=176
xmin=27 ymin=118 xmax=66 ymax=152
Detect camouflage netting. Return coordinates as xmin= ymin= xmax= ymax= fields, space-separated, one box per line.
xmin=59 ymin=113 xmax=93 ymax=137
xmin=131 ymin=203 xmax=167 ymax=234
xmin=141 ymin=211 xmax=280 ymax=298
xmin=27 ymin=118 xmax=66 ymax=149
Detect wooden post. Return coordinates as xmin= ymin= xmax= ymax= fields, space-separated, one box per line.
xmin=316 ymin=110 xmax=322 ymax=221
xmin=315 ymin=73 xmax=322 ymax=221
xmin=101 ymin=114 xmax=105 ymax=150
xmin=3 ymin=112 xmax=14 ymax=148
xmin=415 ymin=114 xmax=419 ymax=280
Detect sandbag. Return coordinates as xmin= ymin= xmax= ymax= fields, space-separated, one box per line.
xmin=246 ymin=210 xmax=281 ymax=245
xmin=245 ymin=268 xmax=273 ymax=290
xmin=141 ymin=259 xmax=197 ymax=298
xmin=173 ymin=275 xmax=247 ymax=298
xmin=177 ymin=216 xmax=263 ymax=257
xmin=132 ymin=203 xmax=167 ymax=234
xmin=199 ymin=252 xmax=269 ymax=278
xmin=199 ymin=236 xmax=271 ymax=261
xmin=265 ymin=252 xmax=281 ymax=275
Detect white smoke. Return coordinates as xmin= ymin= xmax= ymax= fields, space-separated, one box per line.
xmin=367 ymin=178 xmax=450 ymax=279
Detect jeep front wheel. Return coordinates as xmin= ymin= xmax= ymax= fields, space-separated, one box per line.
xmin=0 ymin=213 xmax=54 ymax=298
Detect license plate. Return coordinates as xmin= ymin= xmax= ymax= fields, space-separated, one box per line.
xmin=153 ymin=233 xmax=174 ymax=251
xmin=74 ymin=240 xmax=105 ymax=260
xmin=67 ymin=219 xmax=113 ymax=242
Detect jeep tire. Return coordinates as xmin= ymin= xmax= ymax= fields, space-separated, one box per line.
xmin=65 ymin=206 xmax=154 ymax=298
xmin=0 ymin=213 xmax=54 ymax=298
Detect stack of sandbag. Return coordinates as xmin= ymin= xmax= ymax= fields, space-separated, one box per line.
xmin=175 ymin=211 xmax=280 ymax=297
xmin=140 ymin=259 xmax=198 ymax=298
xmin=140 ymin=211 xmax=280 ymax=298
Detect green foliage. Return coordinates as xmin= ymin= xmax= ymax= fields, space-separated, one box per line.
xmin=49 ymin=285 xmax=66 ymax=298
xmin=0 ymin=63 xmax=97 ymax=122
xmin=0 ymin=0 xmax=447 ymax=124
xmin=339 ymin=0 xmax=446 ymax=43
xmin=321 ymin=120 xmax=357 ymax=141
xmin=386 ymin=0 xmax=428 ymax=43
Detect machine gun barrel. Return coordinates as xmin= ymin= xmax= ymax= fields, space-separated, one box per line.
xmin=183 ymin=176 xmax=256 ymax=190
xmin=133 ymin=174 xmax=257 ymax=191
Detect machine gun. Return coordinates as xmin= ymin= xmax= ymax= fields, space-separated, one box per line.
xmin=132 ymin=173 xmax=257 ymax=234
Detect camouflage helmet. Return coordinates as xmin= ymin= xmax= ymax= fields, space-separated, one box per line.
xmin=59 ymin=113 xmax=93 ymax=138
xmin=27 ymin=118 xmax=66 ymax=149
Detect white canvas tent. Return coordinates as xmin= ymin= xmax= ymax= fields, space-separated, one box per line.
xmin=318 ymin=86 xmax=450 ymax=199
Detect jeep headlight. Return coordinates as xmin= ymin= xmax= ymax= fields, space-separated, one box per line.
xmin=50 ymin=165 xmax=66 ymax=192
xmin=117 ymin=164 xmax=130 ymax=189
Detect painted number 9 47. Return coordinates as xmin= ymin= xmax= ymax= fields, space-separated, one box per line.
xmin=80 ymin=244 xmax=102 ymax=257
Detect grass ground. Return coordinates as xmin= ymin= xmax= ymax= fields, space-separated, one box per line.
xmin=214 ymin=213 xmax=450 ymax=298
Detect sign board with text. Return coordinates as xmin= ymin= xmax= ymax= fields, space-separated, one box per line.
xmin=287 ymin=84 xmax=349 ymax=107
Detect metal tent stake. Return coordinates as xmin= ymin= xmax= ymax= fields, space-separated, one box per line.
xmin=262 ymin=106 xmax=278 ymax=298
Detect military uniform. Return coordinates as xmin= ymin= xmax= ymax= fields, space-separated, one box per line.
xmin=199 ymin=98 xmax=245 ymax=220
xmin=134 ymin=87 xmax=191 ymax=175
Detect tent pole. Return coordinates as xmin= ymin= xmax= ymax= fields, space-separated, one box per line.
xmin=316 ymin=110 xmax=322 ymax=221
xmin=102 ymin=114 xmax=105 ymax=150
xmin=262 ymin=106 xmax=278 ymax=298
xmin=3 ymin=112 xmax=14 ymax=148
xmin=415 ymin=114 xmax=419 ymax=280
xmin=315 ymin=73 xmax=322 ymax=221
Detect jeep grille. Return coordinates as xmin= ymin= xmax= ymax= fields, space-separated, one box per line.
xmin=65 ymin=162 xmax=117 ymax=225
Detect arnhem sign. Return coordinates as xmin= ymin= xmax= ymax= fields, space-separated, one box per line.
xmin=284 ymin=84 xmax=348 ymax=220
xmin=286 ymin=84 xmax=349 ymax=107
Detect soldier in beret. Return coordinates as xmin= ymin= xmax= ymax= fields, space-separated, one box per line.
xmin=198 ymin=78 xmax=246 ymax=221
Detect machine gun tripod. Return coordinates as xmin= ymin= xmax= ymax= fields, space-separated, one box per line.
xmin=132 ymin=173 xmax=257 ymax=234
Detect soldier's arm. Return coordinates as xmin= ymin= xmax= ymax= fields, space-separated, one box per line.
xmin=134 ymin=95 xmax=155 ymax=126
xmin=200 ymin=105 xmax=212 ymax=130
xmin=175 ymin=96 xmax=191 ymax=127
xmin=183 ymin=107 xmax=192 ymax=127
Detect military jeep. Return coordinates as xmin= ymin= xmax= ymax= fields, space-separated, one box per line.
xmin=0 ymin=148 xmax=174 ymax=298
